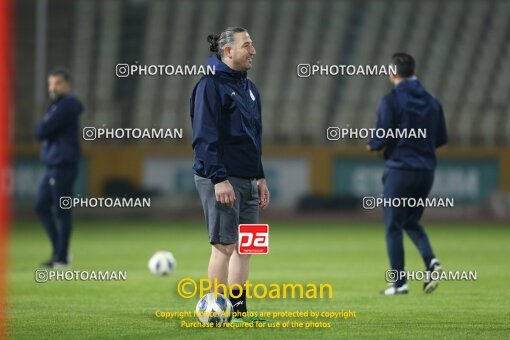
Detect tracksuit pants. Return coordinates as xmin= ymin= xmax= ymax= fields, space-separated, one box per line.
xmin=35 ymin=164 xmax=78 ymax=263
xmin=382 ymin=167 xmax=436 ymax=286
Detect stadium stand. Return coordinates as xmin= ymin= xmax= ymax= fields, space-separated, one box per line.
xmin=15 ymin=0 xmax=510 ymax=146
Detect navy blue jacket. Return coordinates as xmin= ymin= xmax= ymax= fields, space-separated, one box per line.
xmin=35 ymin=93 xmax=83 ymax=166
xmin=190 ymin=54 xmax=264 ymax=184
xmin=368 ymin=79 xmax=448 ymax=170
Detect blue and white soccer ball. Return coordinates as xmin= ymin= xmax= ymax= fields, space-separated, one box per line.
xmin=196 ymin=293 xmax=233 ymax=325
xmin=148 ymin=251 xmax=176 ymax=276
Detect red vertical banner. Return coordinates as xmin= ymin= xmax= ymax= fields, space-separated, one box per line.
xmin=0 ymin=0 xmax=13 ymax=338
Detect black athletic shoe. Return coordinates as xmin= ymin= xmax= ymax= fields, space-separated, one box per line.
xmin=423 ymin=258 xmax=443 ymax=294
xmin=380 ymin=283 xmax=409 ymax=295
xmin=231 ymin=316 xmax=267 ymax=324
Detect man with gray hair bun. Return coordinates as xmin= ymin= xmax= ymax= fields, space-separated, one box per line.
xmin=190 ymin=27 xmax=269 ymax=323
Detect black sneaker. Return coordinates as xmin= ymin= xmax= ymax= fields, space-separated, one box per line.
xmin=380 ymin=283 xmax=408 ymax=295
xmin=423 ymin=258 xmax=443 ymax=294
xmin=231 ymin=316 xmax=267 ymax=324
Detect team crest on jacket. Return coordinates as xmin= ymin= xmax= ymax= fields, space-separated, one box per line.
xmin=249 ymin=89 xmax=256 ymax=101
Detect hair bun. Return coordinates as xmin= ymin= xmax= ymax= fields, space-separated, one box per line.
xmin=207 ymin=34 xmax=220 ymax=52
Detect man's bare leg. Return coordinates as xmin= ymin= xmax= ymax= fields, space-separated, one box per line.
xmin=228 ymin=247 xmax=252 ymax=316
xmin=208 ymin=244 xmax=236 ymax=295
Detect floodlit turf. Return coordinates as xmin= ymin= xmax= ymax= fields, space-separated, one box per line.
xmin=7 ymin=220 xmax=510 ymax=339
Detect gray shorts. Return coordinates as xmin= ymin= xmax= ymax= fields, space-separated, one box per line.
xmin=194 ymin=175 xmax=259 ymax=244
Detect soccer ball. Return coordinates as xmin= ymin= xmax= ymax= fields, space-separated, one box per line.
xmin=148 ymin=251 xmax=176 ymax=276
xmin=195 ymin=293 xmax=233 ymax=325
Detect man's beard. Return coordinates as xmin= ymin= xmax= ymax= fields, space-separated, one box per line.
xmin=234 ymin=59 xmax=251 ymax=72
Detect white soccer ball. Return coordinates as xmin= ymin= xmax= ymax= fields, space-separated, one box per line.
xmin=148 ymin=251 xmax=176 ymax=276
xmin=196 ymin=293 xmax=233 ymax=325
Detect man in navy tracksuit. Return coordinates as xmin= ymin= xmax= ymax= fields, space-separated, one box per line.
xmin=191 ymin=27 xmax=269 ymax=322
xmin=34 ymin=68 xmax=83 ymax=269
xmin=368 ymin=53 xmax=448 ymax=295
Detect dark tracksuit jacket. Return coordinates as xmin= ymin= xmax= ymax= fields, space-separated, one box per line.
xmin=368 ymin=78 xmax=448 ymax=170
xmin=35 ymin=93 xmax=83 ymax=166
xmin=190 ymin=54 xmax=264 ymax=184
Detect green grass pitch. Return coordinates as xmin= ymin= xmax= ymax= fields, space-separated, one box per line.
xmin=7 ymin=220 xmax=510 ymax=339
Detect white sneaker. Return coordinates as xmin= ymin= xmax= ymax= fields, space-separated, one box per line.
xmin=51 ymin=262 xmax=69 ymax=270
xmin=380 ymin=284 xmax=409 ymax=295
xmin=424 ymin=258 xmax=443 ymax=294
